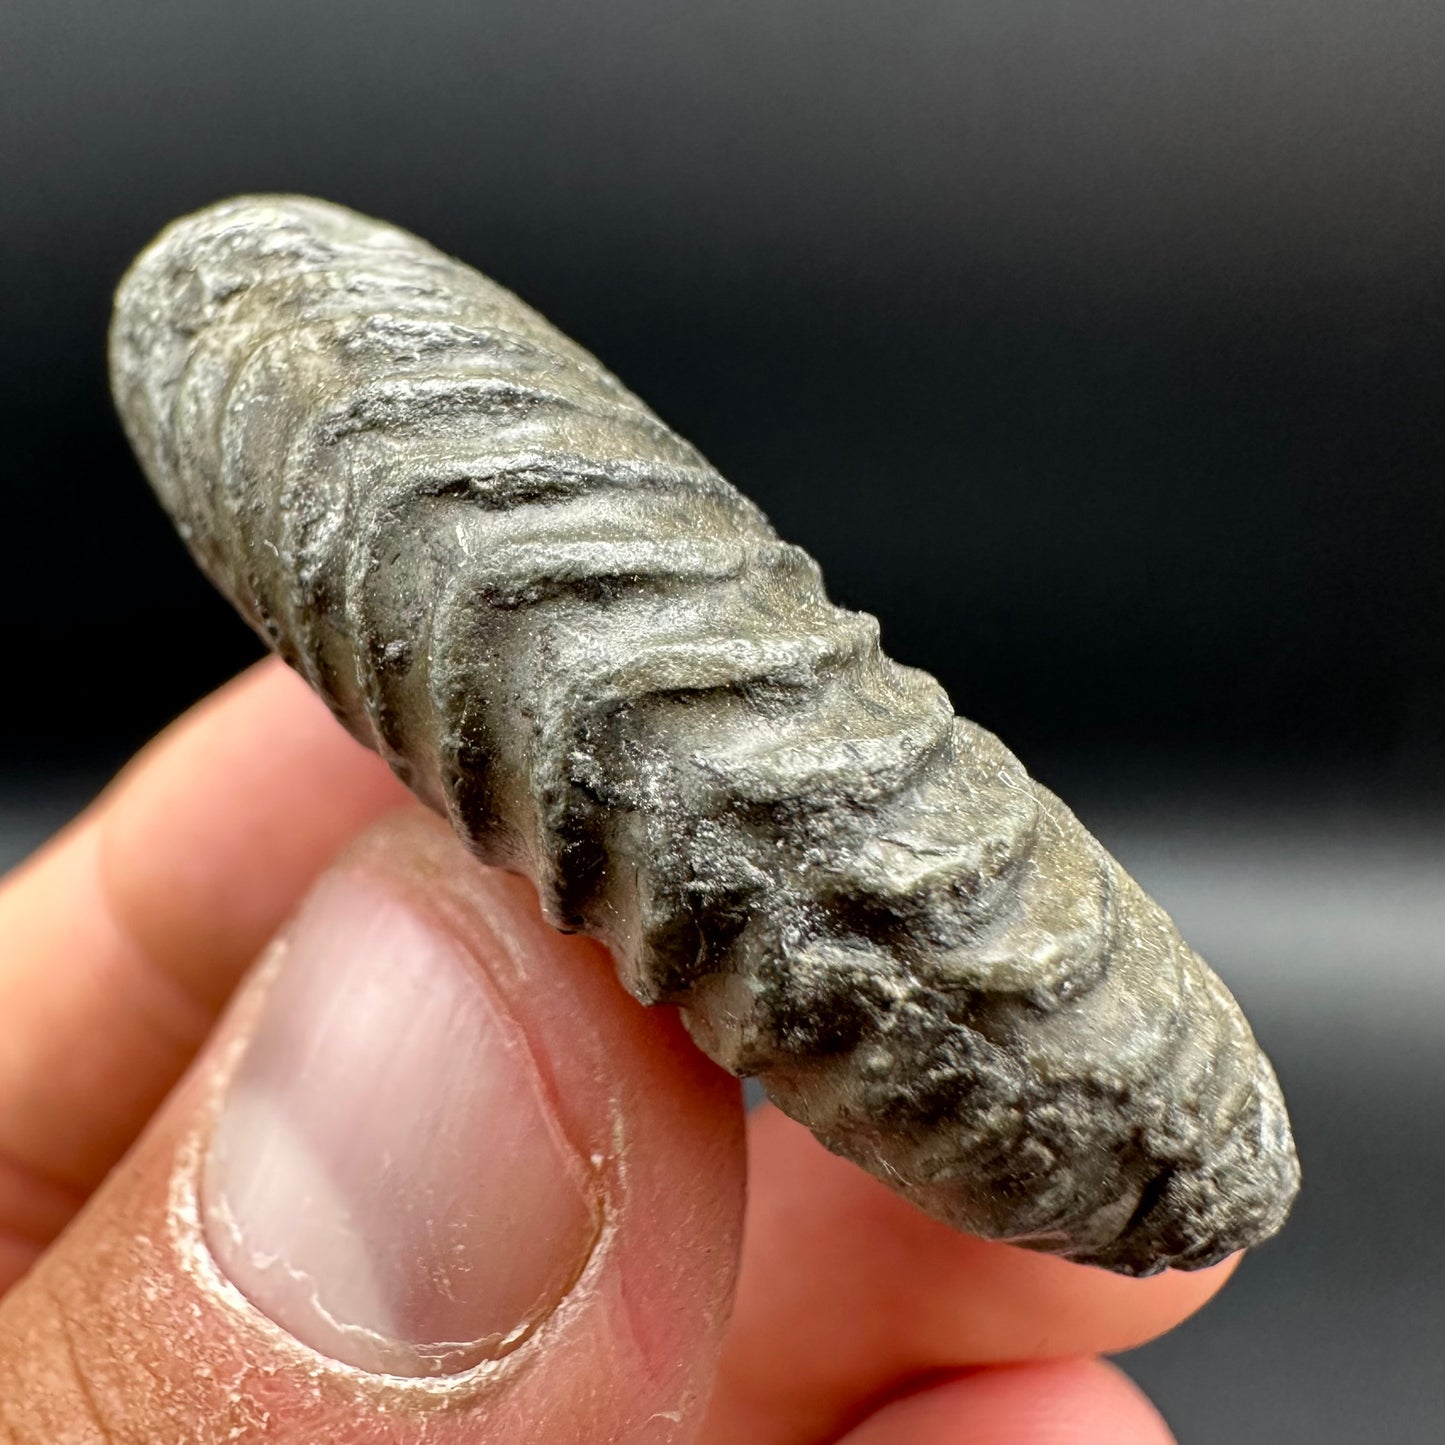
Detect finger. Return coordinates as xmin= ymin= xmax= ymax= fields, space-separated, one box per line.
xmin=836 ymin=1360 xmax=1175 ymax=1445
xmin=0 ymin=810 xmax=746 ymax=1443
xmin=0 ymin=660 xmax=407 ymax=1285
xmin=702 ymin=1108 xmax=1234 ymax=1445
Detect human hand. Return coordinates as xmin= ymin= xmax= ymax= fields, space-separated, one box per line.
xmin=0 ymin=661 xmax=1232 ymax=1442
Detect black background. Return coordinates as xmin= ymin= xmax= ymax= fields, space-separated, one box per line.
xmin=3 ymin=4 xmax=1443 ymax=1441
xmin=4 ymin=0 xmax=1441 ymax=794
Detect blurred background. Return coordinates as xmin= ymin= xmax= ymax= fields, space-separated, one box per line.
xmin=1 ymin=2 xmax=1441 ymax=1438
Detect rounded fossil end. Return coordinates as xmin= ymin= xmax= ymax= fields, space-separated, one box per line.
xmin=749 ymin=1017 xmax=1301 ymax=1276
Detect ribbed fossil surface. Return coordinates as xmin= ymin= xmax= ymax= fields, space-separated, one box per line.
xmin=110 ymin=196 xmax=1299 ymax=1274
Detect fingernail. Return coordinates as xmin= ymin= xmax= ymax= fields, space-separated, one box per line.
xmin=200 ymin=868 xmax=600 ymax=1376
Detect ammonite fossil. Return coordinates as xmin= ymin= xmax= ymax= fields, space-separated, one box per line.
xmin=110 ymin=196 xmax=1299 ymax=1275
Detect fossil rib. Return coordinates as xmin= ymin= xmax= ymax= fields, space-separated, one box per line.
xmin=110 ymin=196 xmax=1299 ymax=1274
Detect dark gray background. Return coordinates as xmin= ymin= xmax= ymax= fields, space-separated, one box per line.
xmin=2 ymin=3 xmax=1442 ymax=1440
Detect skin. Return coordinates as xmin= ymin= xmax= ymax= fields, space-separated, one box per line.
xmin=0 ymin=660 xmax=1233 ymax=1442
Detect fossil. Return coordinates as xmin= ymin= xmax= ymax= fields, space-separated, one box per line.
xmin=110 ymin=196 xmax=1299 ymax=1275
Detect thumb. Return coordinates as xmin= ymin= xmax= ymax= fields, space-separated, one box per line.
xmin=0 ymin=810 xmax=745 ymax=1444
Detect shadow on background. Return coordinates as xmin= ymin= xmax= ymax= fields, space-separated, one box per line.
xmin=3 ymin=4 xmax=1442 ymax=1440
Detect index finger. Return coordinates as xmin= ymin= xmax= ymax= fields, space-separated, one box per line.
xmin=702 ymin=1106 xmax=1236 ymax=1445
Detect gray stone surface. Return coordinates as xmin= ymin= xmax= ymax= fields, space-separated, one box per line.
xmin=109 ymin=195 xmax=1299 ymax=1274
